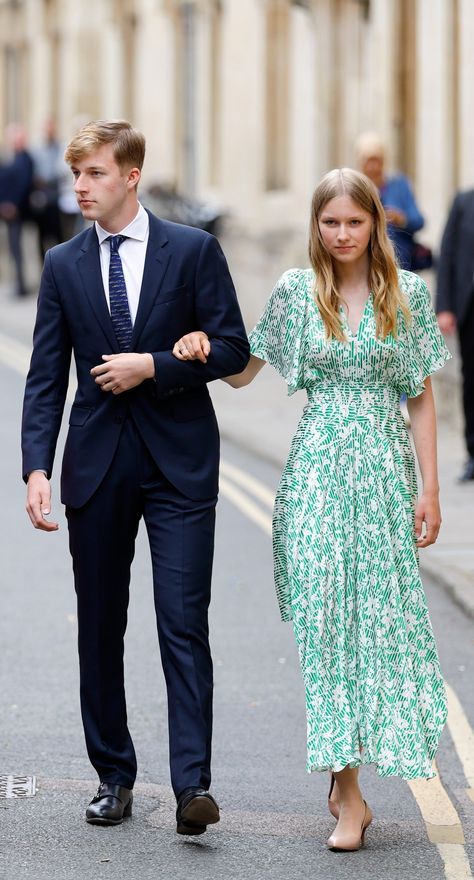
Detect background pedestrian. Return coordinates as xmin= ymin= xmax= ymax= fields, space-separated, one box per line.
xmin=355 ymin=132 xmax=425 ymax=271
xmin=31 ymin=118 xmax=62 ymax=258
xmin=436 ymin=188 xmax=474 ymax=481
xmin=0 ymin=123 xmax=34 ymax=297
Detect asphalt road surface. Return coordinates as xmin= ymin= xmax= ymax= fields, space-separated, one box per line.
xmin=1 ymin=334 xmax=473 ymax=880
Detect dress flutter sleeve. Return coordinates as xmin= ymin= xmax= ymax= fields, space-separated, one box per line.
xmin=248 ymin=269 xmax=308 ymax=395
xmin=399 ymin=272 xmax=451 ymax=398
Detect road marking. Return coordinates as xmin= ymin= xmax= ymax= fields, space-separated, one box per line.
xmin=436 ymin=844 xmax=473 ymax=880
xmin=2 ymin=329 xmax=473 ymax=876
xmin=220 ymin=459 xmax=275 ymax=510
xmin=445 ymin=681 xmax=474 ymax=791
xmin=0 ymin=331 xmax=32 ymax=374
xmin=219 ymin=476 xmax=271 ymax=536
xmin=407 ymin=762 xmax=464 ymax=844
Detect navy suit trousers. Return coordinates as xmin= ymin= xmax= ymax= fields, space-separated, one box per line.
xmin=459 ymin=296 xmax=474 ymax=458
xmin=66 ymin=416 xmax=217 ymax=796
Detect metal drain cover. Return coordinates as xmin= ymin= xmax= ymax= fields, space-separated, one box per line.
xmin=0 ymin=775 xmax=36 ymax=798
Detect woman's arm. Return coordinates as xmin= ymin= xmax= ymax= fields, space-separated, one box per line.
xmin=222 ymin=354 xmax=266 ymax=387
xmin=172 ymin=332 xmax=266 ymax=386
xmin=406 ymin=376 xmax=441 ymax=548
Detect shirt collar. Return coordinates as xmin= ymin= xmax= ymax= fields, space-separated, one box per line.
xmin=96 ymin=202 xmax=149 ymax=245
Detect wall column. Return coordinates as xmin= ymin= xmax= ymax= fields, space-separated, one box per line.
xmin=219 ymin=0 xmax=264 ymax=228
xmin=416 ymin=0 xmax=456 ymax=245
xmin=458 ymin=0 xmax=474 ymax=189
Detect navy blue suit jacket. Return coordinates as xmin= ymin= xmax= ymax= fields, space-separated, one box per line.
xmin=436 ymin=189 xmax=474 ymax=327
xmin=22 ymin=211 xmax=250 ymax=507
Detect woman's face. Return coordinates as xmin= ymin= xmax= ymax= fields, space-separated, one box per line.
xmin=318 ymin=195 xmax=373 ymax=266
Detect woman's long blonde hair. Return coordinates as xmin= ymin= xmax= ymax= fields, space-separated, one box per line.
xmin=309 ymin=168 xmax=410 ymax=341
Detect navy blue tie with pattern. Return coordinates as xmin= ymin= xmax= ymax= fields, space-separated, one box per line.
xmin=107 ymin=234 xmax=133 ymax=352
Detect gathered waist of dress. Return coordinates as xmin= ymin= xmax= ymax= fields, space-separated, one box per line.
xmin=303 ymin=382 xmax=404 ymax=427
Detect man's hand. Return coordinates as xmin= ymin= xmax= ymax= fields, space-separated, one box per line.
xmin=385 ymin=207 xmax=407 ymax=228
xmin=172 ymin=332 xmax=210 ymax=363
xmin=26 ymin=471 xmax=59 ymax=532
xmin=437 ymin=311 xmax=456 ymax=335
xmin=90 ymin=353 xmax=155 ymax=394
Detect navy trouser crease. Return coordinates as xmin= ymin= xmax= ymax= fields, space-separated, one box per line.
xmin=459 ymin=296 xmax=474 ymax=458
xmin=66 ymin=418 xmax=217 ymax=795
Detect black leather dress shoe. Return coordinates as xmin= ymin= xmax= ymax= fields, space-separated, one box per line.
xmin=458 ymin=458 xmax=474 ymax=482
xmin=86 ymin=782 xmax=133 ymax=825
xmin=176 ymin=787 xmax=220 ymax=835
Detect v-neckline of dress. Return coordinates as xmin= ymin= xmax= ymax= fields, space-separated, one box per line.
xmin=339 ymin=293 xmax=372 ymax=339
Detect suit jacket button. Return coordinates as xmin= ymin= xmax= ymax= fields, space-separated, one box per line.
xmin=114 ymin=415 xmax=123 ymax=424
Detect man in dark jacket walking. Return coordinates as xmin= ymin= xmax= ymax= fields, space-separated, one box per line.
xmin=0 ymin=124 xmax=34 ymax=297
xmin=436 ymin=188 xmax=474 ymax=481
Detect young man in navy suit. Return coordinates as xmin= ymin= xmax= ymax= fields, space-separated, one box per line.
xmin=22 ymin=120 xmax=249 ymax=832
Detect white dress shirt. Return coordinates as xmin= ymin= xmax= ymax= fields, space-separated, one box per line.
xmin=95 ymin=203 xmax=149 ymax=325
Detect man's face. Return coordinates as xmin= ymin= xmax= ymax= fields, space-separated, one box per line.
xmin=70 ymin=144 xmax=139 ymax=229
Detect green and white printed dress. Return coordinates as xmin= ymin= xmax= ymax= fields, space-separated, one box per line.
xmin=248 ymin=268 xmax=450 ymax=780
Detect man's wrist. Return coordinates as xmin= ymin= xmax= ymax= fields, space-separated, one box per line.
xmin=143 ymin=352 xmax=155 ymax=379
xmin=27 ymin=469 xmax=48 ymax=479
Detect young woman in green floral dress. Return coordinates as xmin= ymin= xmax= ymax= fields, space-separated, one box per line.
xmin=172 ymin=168 xmax=450 ymax=852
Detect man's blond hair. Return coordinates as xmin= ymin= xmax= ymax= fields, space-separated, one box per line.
xmin=64 ymin=120 xmax=145 ymax=171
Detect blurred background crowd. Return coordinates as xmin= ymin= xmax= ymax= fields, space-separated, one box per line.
xmin=1 ymin=0 xmax=474 ymax=478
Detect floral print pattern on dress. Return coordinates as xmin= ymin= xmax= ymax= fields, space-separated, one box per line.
xmin=249 ymin=268 xmax=450 ymax=780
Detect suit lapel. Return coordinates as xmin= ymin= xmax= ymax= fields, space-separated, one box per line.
xmin=76 ymin=226 xmax=119 ymax=352
xmin=131 ymin=212 xmax=171 ymax=348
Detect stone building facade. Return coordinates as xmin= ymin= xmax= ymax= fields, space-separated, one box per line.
xmin=1 ymin=0 xmax=473 ymax=261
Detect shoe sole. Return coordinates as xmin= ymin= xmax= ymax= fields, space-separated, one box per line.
xmin=176 ymin=820 xmax=207 ymax=836
xmin=177 ymin=795 xmax=220 ymax=835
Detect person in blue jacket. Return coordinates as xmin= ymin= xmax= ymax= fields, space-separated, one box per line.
xmin=355 ymin=132 xmax=424 ymax=270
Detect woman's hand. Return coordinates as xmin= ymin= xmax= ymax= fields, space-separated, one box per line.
xmin=173 ymin=331 xmax=210 ymax=363
xmin=414 ymin=490 xmax=441 ymax=548
xmin=407 ymin=377 xmax=441 ymax=548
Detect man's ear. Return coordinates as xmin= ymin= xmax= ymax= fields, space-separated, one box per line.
xmin=127 ymin=167 xmax=141 ymax=189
